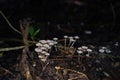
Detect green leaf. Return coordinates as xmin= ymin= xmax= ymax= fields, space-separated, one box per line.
xmin=29 ymin=25 xmax=35 ymax=36
xmin=33 ymin=28 xmax=40 ymax=37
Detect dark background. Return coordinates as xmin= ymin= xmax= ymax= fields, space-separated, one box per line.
xmin=0 ymin=0 xmax=120 ymax=41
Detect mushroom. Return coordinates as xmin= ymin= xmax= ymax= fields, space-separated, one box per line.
xmin=99 ymin=49 xmax=105 ymax=53
xmin=81 ymin=46 xmax=88 ymax=49
xmin=87 ymin=49 xmax=92 ymax=52
xmin=77 ymin=50 xmax=83 ymax=54
xmin=74 ymin=36 xmax=79 ymax=39
xmin=39 ymin=40 xmax=47 ymax=44
xmin=35 ymin=48 xmax=42 ymax=53
xmin=53 ymin=37 xmax=58 ymax=41
xmin=53 ymin=40 xmax=58 ymax=52
xmin=36 ymin=43 xmax=42 ymax=46
xmin=70 ymin=36 xmax=79 ymax=48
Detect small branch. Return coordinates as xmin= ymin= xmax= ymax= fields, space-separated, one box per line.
xmin=0 ymin=46 xmax=26 ymax=52
xmin=0 ymin=10 xmax=21 ymax=34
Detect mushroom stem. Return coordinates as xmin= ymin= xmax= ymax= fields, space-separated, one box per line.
xmin=64 ymin=39 xmax=67 ymax=50
xmin=64 ymin=35 xmax=68 ymax=50
xmin=70 ymin=40 xmax=76 ymax=48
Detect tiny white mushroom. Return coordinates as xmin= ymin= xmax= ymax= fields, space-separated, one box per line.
xmin=43 ymin=44 xmax=50 ymax=48
xmin=78 ymin=47 xmax=82 ymax=50
xmin=81 ymin=46 xmax=88 ymax=49
xmin=84 ymin=30 xmax=92 ymax=35
xmin=47 ymin=46 xmax=51 ymax=49
xmin=99 ymin=49 xmax=105 ymax=53
xmin=36 ymin=43 xmax=42 ymax=46
xmin=46 ymin=40 xmax=52 ymax=43
xmin=114 ymin=42 xmax=119 ymax=46
xmin=53 ymin=41 xmax=58 ymax=45
xmin=38 ymin=55 xmax=43 ymax=58
xmin=49 ymin=42 xmax=54 ymax=46
xmin=35 ymin=48 xmax=42 ymax=53
xmin=44 ymin=52 xmax=50 ymax=56
xmin=53 ymin=37 xmax=58 ymax=41
xmin=74 ymin=36 xmax=79 ymax=39
xmin=41 ymin=51 xmax=47 ymax=54
xmin=102 ymin=47 xmax=107 ymax=50
xmin=70 ymin=36 xmax=79 ymax=48
xmin=87 ymin=49 xmax=92 ymax=52
xmin=77 ymin=50 xmax=83 ymax=54
xmin=33 ymin=62 xmax=36 ymax=67
xmin=64 ymin=35 xmax=68 ymax=38
xmin=41 ymin=47 xmax=47 ymax=50
xmin=39 ymin=40 xmax=47 ymax=44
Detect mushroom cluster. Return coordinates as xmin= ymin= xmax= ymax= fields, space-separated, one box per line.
xmin=77 ymin=46 xmax=92 ymax=57
xmin=63 ymin=35 xmax=79 ymax=50
xmin=99 ymin=46 xmax=111 ymax=54
xmin=35 ymin=39 xmax=58 ymax=62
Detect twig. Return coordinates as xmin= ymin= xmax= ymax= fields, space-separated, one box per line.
xmin=0 ymin=46 xmax=26 ymax=52
xmin=0 ymin=10 xmax=21 ymax=34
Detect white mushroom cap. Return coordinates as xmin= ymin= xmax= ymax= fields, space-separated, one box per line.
xmin=39 ymin=40 xmax=47 ymax=44
xmin=41 ymin=47 xmax=47 ymax=50
xmin=46 ymin=40 xmax=52 ymax=43
xmin=43 ymin=44 xmax=50 ymax=48
xmin=36 ymin=43 xmax=42 ymax=46
xmin=77 ymin=50 xmax=83 ymax=54
xmin=102 ymin=47 xmax=107 ymax=50
xmin=41 ymin=51 xmax=47 ymax=54
xmin=82 ymin=46 xmax=88 ymax=49
xmin=69 ymin=36 xmax=73 ymax=39
xmin=64 ymin=35 xmax=68 ymax=38
xmin=99 ymin=49 xmax=105 ymax=53
xmin=47 ymin=46 xmax=51 ymax=49
xmin=49 ymin=42 xmax=54 ymax=46
xmin=106 ymin=49 xmax=111 ymax=53
xmin=74 ymin=36 xmax=79 ymax=39
xmin=114 ymin=42 xmax=119 ymax=46
xmin=53 ymin=41 xmax=58 ymax=45
xmin=84 ymin=30 xmax=92 ymax=35
xmin=78 ymin=47 xmax=82 ymax=50
xmin=87 ymin=49 xmax=92 ymax=52
xmin=38 ymin=55 xmax=43 ymax=58
xmin=33 ymin=63 xmax=36 ymax=67
xmin=44 ymin=52 xmax=50 ymax=56
xmin=53 ymin=37 xmax=58 ymax=41
xmin=35 ymin=48 xmax=42 ymax=52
